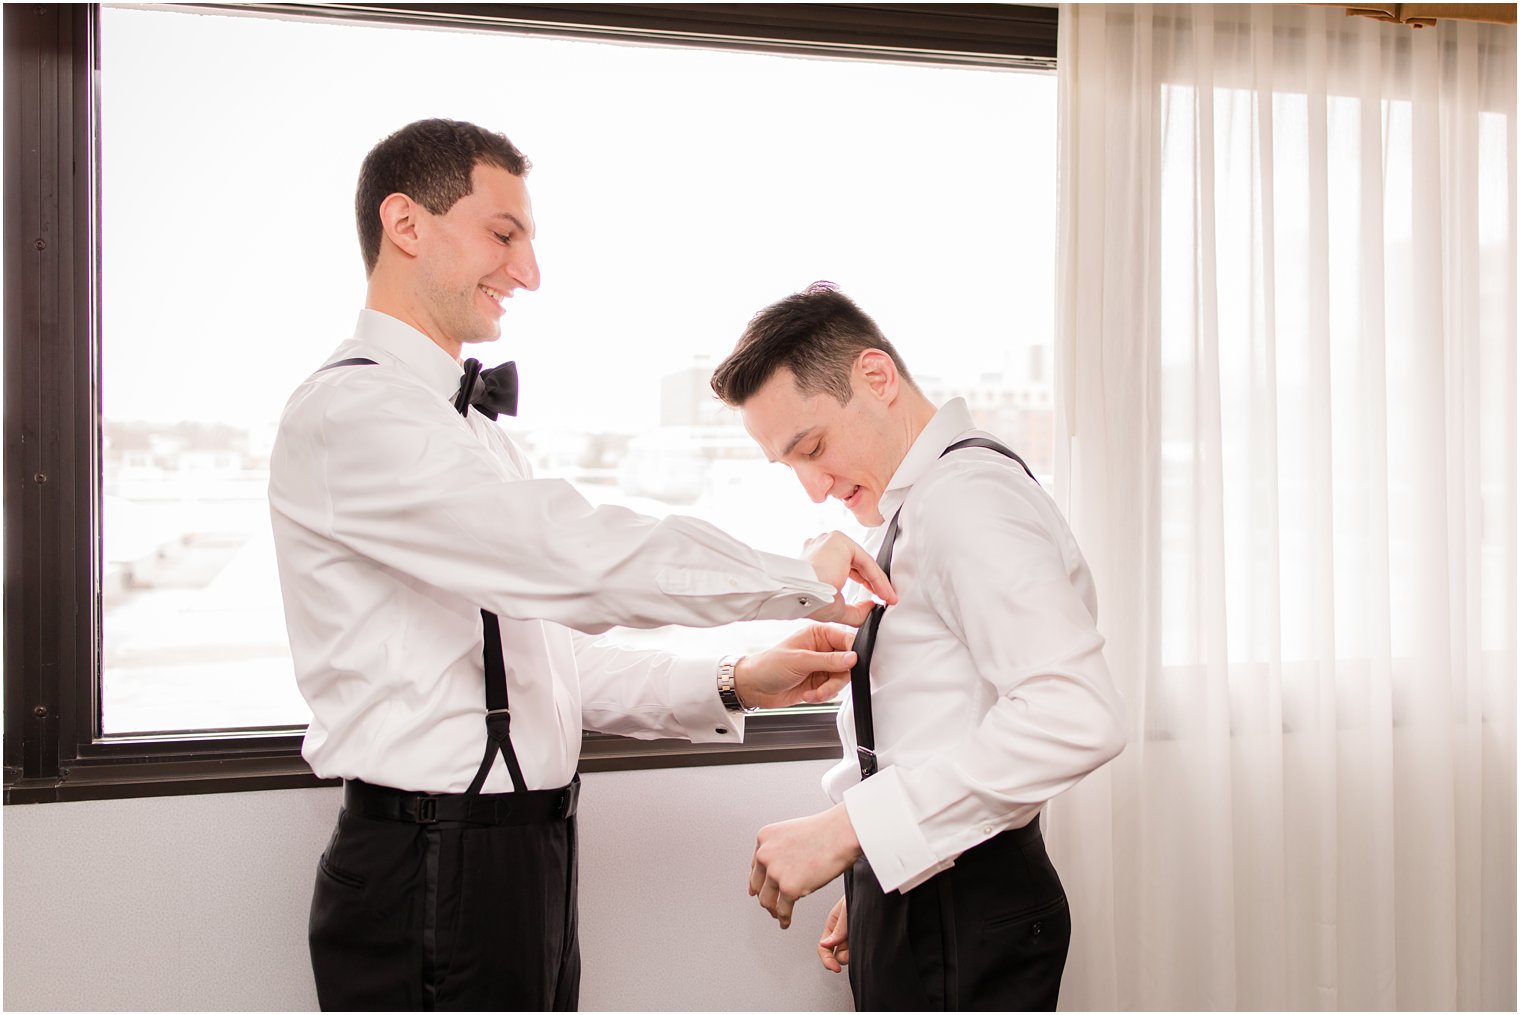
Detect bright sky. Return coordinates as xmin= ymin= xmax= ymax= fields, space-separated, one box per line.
xmin=100 ymin=6 xmax=1056 ymax=432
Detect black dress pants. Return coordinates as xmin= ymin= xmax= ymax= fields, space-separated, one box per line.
xmin=308 ymin=803 xmax=580 ymax=1011
xmin=844 ymin=818 xmax=1070 ymax=1012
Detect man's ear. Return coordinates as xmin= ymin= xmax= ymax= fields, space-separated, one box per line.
xmin=378 ymin=192 xmax=423 ymax=260
xmin=856 ymin=349 xmax=900 ymax=404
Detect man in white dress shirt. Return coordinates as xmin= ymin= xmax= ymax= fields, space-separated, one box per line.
xmin=712 ymin=283 xmax=1126 ymax=1010
xmin=269 ymin=121 xmax=895 ymax=1011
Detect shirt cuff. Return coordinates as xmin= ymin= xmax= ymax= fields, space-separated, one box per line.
xmin=842 ymin=766 xmax=956 ymax=893
xmin=751 ymin=551 xmax=835 ymax=620
xmin=665 ymin=654 xmax=744 ymax=743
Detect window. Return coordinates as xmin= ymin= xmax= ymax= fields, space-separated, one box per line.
xmin=6 ymin=3 xmax=1058 ymax=801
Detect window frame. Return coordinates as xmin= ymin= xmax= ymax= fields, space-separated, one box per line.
xmin=3 ymin=1 xmax=1058 ymax=804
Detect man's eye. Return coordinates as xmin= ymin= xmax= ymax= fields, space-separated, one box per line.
xmin=493 ymin=232 xmax=512 ymax=245
xmin=805 ymin=444 xmax=823 ymax=459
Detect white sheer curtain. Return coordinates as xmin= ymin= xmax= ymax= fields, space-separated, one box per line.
xmin=1048 ymin=5 xmax=1516 ymax=1010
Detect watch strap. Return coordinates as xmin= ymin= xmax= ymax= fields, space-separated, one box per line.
xmin=717 ymin=654 xmax=755 ymax=713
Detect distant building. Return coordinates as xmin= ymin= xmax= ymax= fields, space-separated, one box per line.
xmin=919 ymin=372 xmax=1055 ymax=479
xmin=660 ymin=358 xmax=739 ymax=428
xmin=103 ymin=420 xmax=266 ymax=476
xmin=642 ymin=354 xmax=1058 ymax=499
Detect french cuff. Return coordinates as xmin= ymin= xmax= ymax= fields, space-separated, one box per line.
xmin=842 ymin=766 xmax=955 ymax=894
xmin=665 ymin=654 xmax=744 ymax=743
xmin=751 ymin=551 xmax=835 ymax=620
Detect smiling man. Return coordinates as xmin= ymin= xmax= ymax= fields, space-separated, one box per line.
xmin=269 ymin=122 xmax=895 ymax=1011
xmin=712 ymin=282 xmax=1125 ymax=1011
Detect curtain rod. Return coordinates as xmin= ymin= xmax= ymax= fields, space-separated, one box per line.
xmin=1313 ymin=3 xmax=1516 ymax=28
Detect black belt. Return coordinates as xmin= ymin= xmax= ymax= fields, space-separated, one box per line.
xmin=344 ymin=774 xmax=580 ymax=826
xmin=857 ymin=815 xmax=1044 ymax=880
xmin=993 ymin=814 xmax=1044 ymax=849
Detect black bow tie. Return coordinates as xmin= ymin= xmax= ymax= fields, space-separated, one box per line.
xmin=453 ymin=358 xmax=518 ymax=419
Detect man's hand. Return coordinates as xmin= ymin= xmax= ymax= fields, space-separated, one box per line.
xmin=818 ymin=895 xmax=850 ymax=973
xmin=734 ymin=625 xmax=857 ymax=710
xmin=748 ymin=802 xmax=861 ymax=930
xmin=802 ymin=531 xmax=896 ymax=626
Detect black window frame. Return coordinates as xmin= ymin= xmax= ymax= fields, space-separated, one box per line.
xmin=3 ymin=2 xmax=1058 ymax=804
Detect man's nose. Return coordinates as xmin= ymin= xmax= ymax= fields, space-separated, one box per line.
xmin=511 ymin=242 xmax=541 ymax=292
xmin=799 ymin=467 xmax=831 ymax=504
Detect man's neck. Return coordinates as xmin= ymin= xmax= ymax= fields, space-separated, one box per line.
xmin=365 ymin=277 xmax=463 ymax=362
xmin=897 ymin=389 xmax=939 ymax=458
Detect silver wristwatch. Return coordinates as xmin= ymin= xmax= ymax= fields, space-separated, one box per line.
xmin=717 ymin=654 xmax=757 ymax=713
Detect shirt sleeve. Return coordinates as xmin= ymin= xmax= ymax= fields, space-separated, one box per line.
xmin=269 ymin=370 xmax=835 ymax=634
xmin=842 ymin=463 xmax=1126 ymax=893
xmin=571 ymin=633 xmax=743 ymax=742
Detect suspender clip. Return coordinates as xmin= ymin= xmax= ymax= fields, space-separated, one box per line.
xmin=857 ymin=746 xmax=879 ymax=778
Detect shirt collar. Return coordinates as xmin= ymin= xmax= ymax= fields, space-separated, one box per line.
xmin=876 ymin=397 xmax=976 ymax=523
xmin=350 ymin=308 xmax=468 ymax=402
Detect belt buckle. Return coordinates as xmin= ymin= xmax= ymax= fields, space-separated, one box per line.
xmin=416 ymin=796 xmax=438 ymax=824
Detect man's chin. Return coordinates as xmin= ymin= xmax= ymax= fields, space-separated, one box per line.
xmin=462 ymin=325 xmax=502 ymax=345
xmin=849 ymin=503 xmax=886 ymax=527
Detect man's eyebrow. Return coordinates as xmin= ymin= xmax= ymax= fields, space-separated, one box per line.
xmin=489 ymin=212 xmax=533 ymax=238
xmin=781 ymin=427 xmax=817 ymax=458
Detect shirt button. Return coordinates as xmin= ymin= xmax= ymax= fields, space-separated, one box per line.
xmin=716 ymin=728 xmax=729 ymax=735
xmin=982 ymin=824 xmax=995 ymax=835
xmin=728 ymin=579 xmax=738 ymax=588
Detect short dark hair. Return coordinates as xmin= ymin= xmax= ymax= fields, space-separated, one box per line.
xmin=355 ymin=118 xmax=531 ymax=275
xmin=710 ymin=282 xmax=914 ymax=406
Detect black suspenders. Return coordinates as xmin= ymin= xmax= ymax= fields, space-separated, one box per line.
xmin=318 ymin=356 xmax=529 ymax=798
xmin=449 ymin=364 xmax=530 ymax=797
xmin=848 ymin=436 xmax=1039 ymax=781
xmin=847 ymin=517 xmax=897 ymax=780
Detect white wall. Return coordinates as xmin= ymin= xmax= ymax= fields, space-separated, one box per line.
xmin=3 ymin=760 xmax=855 ymax=1012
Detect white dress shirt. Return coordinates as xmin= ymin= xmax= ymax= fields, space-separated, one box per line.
xmin=825 ymin=398 xmax=1126 ymax=893
xmin=269 ymin=310 xmax=835 ymax=793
